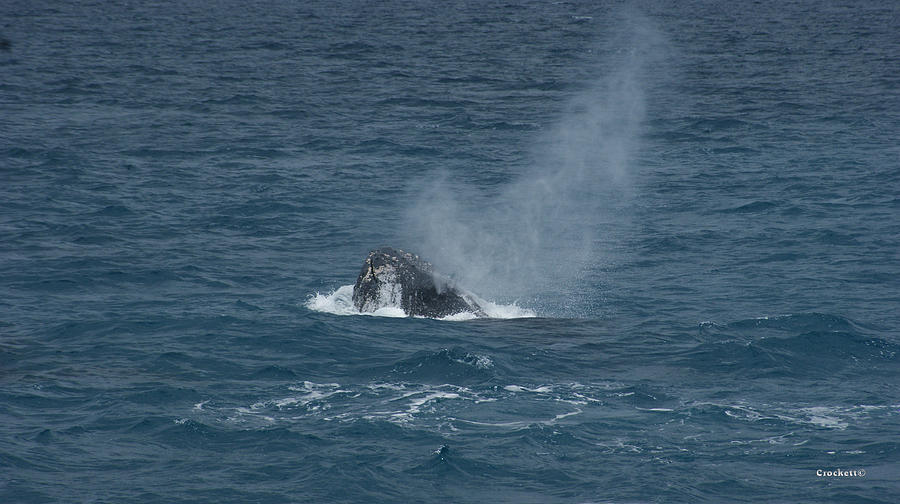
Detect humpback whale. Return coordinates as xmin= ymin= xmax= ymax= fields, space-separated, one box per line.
xmin=352 ymin=247 xmax=486 ymax=318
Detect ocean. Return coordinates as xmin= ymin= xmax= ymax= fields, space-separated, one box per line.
xmin=2 ymin=1 xmax=899 ymax=502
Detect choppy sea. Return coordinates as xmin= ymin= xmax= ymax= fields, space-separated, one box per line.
xmin=2 ymin=1 xmax=899 ymax=502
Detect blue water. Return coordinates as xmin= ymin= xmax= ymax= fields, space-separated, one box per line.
xmin=2 ymin=1 xmax=899 ymax=502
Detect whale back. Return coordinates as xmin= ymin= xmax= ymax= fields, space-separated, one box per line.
xmin=352 ymin=247 xmax=484 ymax=318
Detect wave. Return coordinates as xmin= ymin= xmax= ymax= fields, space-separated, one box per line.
xmin=684 ymin=401 xmax=899 ymax=431
xmin=697 ymin=313 xmax=872 ymax=339
xmin=184 ymin=377 xmax=900 ymax=438
xmin=191 ymin=379 xmax=594 ymax=431
xmin=687 ymin=313 xmax=897 ymax=378
xmin=305 ymin=284 xmax=535 ymax=320
xmin=371 ymin=347 xmax=499 ymax=385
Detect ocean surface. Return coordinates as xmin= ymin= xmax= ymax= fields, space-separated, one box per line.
xmin=2 ymin=1 xmax=899 ymax=502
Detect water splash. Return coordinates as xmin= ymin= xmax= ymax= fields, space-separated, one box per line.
xmin=305 ymin=284 xmax=534 ymax=319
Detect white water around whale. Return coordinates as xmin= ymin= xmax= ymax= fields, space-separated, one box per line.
xmin=306 ymin=284 xmax=535 ymax=320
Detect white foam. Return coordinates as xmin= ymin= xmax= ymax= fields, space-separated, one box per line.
xmin=245 ymin=382 xmax=353 ymax=412
xmin=552 ymin=408 xmax=583 ymax=421
xmin=306 ymin=284 xmax=536 ymax=320
xmin=305 ymin=285 xmax=356 ymax=315
xmin=449 ymin=417 xmax=531 ymax=429
xmin=439 ymin=311 xmax=480 ymax=321
xmin=305 ymin=285 xmax=407 ymax=318
xmin=790 ymin=406 xmax=849 ymax=430
xmin=407 ymin=391 xmax=461 ymax=414
xmin=464 ymin=353 xmax=493 ymax=370
xmin=697 ymin=401 xmax=900 ymax=431
xmin=189 ymin=381 xmax=637 ymax=431
xmin=504 ymin=384 xmax=553 ymax=393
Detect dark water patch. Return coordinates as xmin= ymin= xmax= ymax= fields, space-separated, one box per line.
xmin=482 ymin=120 xmax=540 ymax=131
xmin=124 ymin=64 xmax=179 ymax=76
xmin=249 ymin=365 xmax=298 ymax=381
xmin=71 ymin=232 xmax=121 ymax=245
xmin=324 ymin=41 xmax=379 ymax=58
xmin=639 ymin=234 xmax=693 ymax=254
xmin=779 ymin=205 xmax=806 ymax=216
xmin=25 ymin=277 xmax=86 ymax=292
xmin=216 ymin=146 xmax=293 ymax=159
xmin=0 ymin=482 xmax=53 ymax=504
xmin=62 ymin=425 xmax=89 ymax=437
xmin=766 ymin=331 xmax=898 ymax=364
xmin=717 ymin=200 xmax=778 ymax=214
xmin=505 ymin=77 xmax=570 ymax=92
xmin=813 ymin=229 xmax=862 ymax=246
xmin=44 ymin=76 xmax=101 ymax=96
xmin=1 ymin=389 xmax=90 ymax=413
xmin=710 ymin=145 xmax=759 ymax=155
xmin=775 ymin=100 xmax=806 ymax=110
xmin=269 ymin=108 xmax=312 ymax=119
xmin=333 ymin=417 xmax=444 ymax=448
xmin=436 ymin=74 xmax=505 ymax=86
xmin=144 ymin=351 xmax=209 ymax=375
xmin=349 ymin=138 xmax=441 ymax=157
xmin=45 ymin=319 xmax=121 ymax=342
xmin=160 ymin=421 xmax=326 ymax=453
xmin=689 ymin=117 xmax=754 ymax=132
xmin=92 ymin=204 xmax=133 ymax=217
xmin=143 ymin=352 xmax=247 ymax=381
xmin=33 ymin=429 xmax=55 ymax=445
xmin=842 ymin=269 xmax=898 ymax=285
xmin=406 ymin=443 xmax=505 ymax=479
xmin=644 ymin=127 xmax=706 ymax=143
xmin=122 ymin=385 xmax=202 ymax=407
xmin=376 ymin=96 xmax=475 ymax=109
xmin=234 ymin=299 xmax=263 ymax=311
xmin=121 ymin=148 xmax=209 ymax=160
xmin=202 ymin=93 xmax=265 ymax=106
xmin=237 ymin=41 xmax=291 ymax=51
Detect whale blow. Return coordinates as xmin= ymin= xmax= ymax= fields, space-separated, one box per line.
xmin=352 ymin=247 xmax=486 ymax=318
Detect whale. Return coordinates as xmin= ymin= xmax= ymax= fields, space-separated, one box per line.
xmin=352 ymin=247 xmax=486 ymax=318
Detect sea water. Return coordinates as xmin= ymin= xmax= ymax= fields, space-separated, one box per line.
xmin=2 ymin=1 xmax=899 ymax=502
